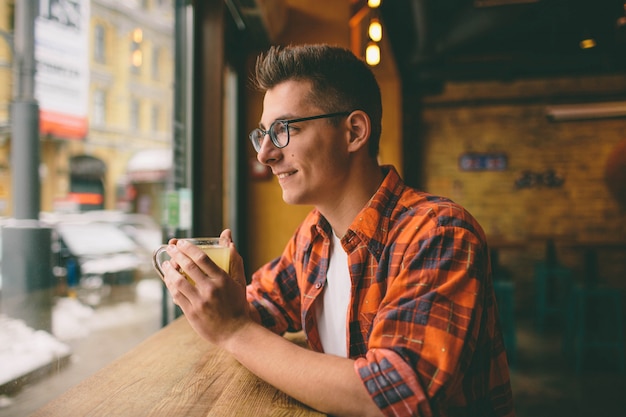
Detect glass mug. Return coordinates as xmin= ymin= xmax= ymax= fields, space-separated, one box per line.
xmin=152 ymin=237 xmax=230 ymax=284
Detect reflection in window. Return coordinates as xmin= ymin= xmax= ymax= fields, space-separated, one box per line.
xmin=0 ymin=1 xmax=175 ymax=415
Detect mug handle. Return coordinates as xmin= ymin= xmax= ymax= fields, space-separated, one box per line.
xmin=152 ymin=245 xmax=169 ymax=279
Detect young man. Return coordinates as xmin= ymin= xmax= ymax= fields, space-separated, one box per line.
xmin=161 ymin=44 xmax=515 ymax=417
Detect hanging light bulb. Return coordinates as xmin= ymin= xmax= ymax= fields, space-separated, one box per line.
xmin=365 ymin=42 xmax=380 ymax=66
xmin=579 ymin=37 xmax=596 ymax=49
xmin=368 ymin=0 xmax=381 ymax=8
xmin=368 ymin=18 xmax=382 ymax=42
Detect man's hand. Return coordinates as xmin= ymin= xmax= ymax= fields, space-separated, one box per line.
xmin=160 ymin=229 xmax=250 ymax=347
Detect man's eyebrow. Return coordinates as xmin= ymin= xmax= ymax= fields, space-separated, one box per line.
xmin=259 ymin=114 xmax=296 ymax=129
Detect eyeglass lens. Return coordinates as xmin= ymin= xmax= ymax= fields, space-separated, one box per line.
xmin=249 ymin=120 xmax=288 ymax=152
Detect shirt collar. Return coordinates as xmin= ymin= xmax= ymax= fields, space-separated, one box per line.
xmin=312 ymin=165 xmax=405 ymax=258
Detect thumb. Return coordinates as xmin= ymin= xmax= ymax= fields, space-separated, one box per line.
xmin=228 ymin=246 xmax=247 ymax=288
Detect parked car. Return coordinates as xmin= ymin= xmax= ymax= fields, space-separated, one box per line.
xmin=0 ymin=212 xmax=163 ymax=305
xmin=42 ymin=211 xmax=163 ymax=305
xmin=43 ymin=211 xmax=162 ymax=277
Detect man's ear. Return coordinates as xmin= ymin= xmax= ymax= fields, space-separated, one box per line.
xmin=346 ymin=110 xmax=371 ymax=153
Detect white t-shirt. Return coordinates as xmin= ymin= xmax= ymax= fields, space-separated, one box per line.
xmin=315 ymin=232 xmax=351 ymax=357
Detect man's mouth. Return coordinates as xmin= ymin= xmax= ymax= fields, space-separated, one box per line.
xmin=276 ymin=171 xmax=297 ymax=179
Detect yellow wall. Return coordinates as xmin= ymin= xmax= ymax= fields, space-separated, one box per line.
xmin=375 ymin=33 xmax=402 ymax=172
xmin=244 ymin=0 xmax=403 ymax=271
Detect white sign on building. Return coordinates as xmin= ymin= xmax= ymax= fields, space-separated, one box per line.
xmin=35 ymin=0 xmax=90 ymax=140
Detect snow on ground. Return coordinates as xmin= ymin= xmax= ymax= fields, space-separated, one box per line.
xmin=52 ymin=278 xmax=162 ymax=340
xmin=0 ymin=317 xmax=71 ymax=387
xmin=0 ymin=279 xmax=163 ymax=388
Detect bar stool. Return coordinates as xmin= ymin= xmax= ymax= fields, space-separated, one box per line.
xmin=534 ymin=262 xmax=574 ymax=333
xmin=564 ymin=285 xmax=625 ymax=373
xmin=493 ymin=280 xmax=516 ymax=366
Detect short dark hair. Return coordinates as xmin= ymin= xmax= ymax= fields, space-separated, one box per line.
xmin=252 ymin=44 xmax=382 ymax=158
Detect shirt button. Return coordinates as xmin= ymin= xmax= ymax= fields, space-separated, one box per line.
xmin=315 ymin=282 xmax=323 ymax=289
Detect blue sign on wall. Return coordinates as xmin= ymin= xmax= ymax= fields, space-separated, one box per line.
xmin=459 ymin=153 xmax=508 ymax=171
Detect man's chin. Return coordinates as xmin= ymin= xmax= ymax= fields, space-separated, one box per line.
xmin=281 ymin=194 xmax=298 ymax=205
xmin=281 ymin=191 xmax=307 ymax=206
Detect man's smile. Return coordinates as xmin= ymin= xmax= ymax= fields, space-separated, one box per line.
xmin=276 ymin=170 xmax=297 ymax=179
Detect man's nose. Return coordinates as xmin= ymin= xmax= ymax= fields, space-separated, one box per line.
xmin=256 ymin=132 xmax=280 ymax=165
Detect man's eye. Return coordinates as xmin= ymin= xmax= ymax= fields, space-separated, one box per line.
xmin=283 ymin=123 xmax=300 ymax=134
xmin=273 ymin=122 xmax=288 ymax=135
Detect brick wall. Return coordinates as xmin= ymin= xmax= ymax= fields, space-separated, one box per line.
xmin=417 ymin=75 xmax=626 ymax=310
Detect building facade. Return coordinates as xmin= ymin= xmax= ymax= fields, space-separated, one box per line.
xmin=0 ymin=0 xmax=174 ymax=220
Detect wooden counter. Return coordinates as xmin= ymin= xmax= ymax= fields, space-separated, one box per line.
xmin=32 ymin=317 xmax=325 ymax=417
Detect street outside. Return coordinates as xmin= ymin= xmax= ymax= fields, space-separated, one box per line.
xmin=0 ymin=278 xmax=163 ymax=416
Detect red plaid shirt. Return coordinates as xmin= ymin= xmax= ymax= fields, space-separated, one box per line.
xmin=246 ymin=166 xmax=515 ymax=417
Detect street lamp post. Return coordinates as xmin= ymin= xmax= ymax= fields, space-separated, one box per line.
xmin=1 ymin=0 xmax=53 ymax=332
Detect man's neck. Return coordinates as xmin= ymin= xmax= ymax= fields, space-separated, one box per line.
xmin=319 ymin=163 xmax=384 ymax=238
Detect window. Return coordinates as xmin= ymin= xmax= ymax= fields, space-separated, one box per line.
xmin=151 ymin=104 xmax=159 ymax=132
xmin=7 ymin=1 xmax=14 ymax=31
xmin=94 ymin=24 xmax=105 ymax=63
xmin=130 ymin=98 xmax=140 ymax=131
xmin=93 ymin=89 xmax=106 ymax=126
xmin=0 ymin=1 xmax=184 ymax=415
xmin=152 ymin=46 xmax=159 ymax=80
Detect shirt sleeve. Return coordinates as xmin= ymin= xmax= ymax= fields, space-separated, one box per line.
xmin=354 ymin=222 xmax=503 ymax=416
xmin=246 ymin=231 xmax=304 ymax=335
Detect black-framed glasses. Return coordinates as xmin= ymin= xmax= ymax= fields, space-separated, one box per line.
xmin=248 ymin=111 xmax=351 ymax=152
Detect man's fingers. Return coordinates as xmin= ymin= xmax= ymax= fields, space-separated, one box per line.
xmin=162 ymin=260 xmax=193 ymax=307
